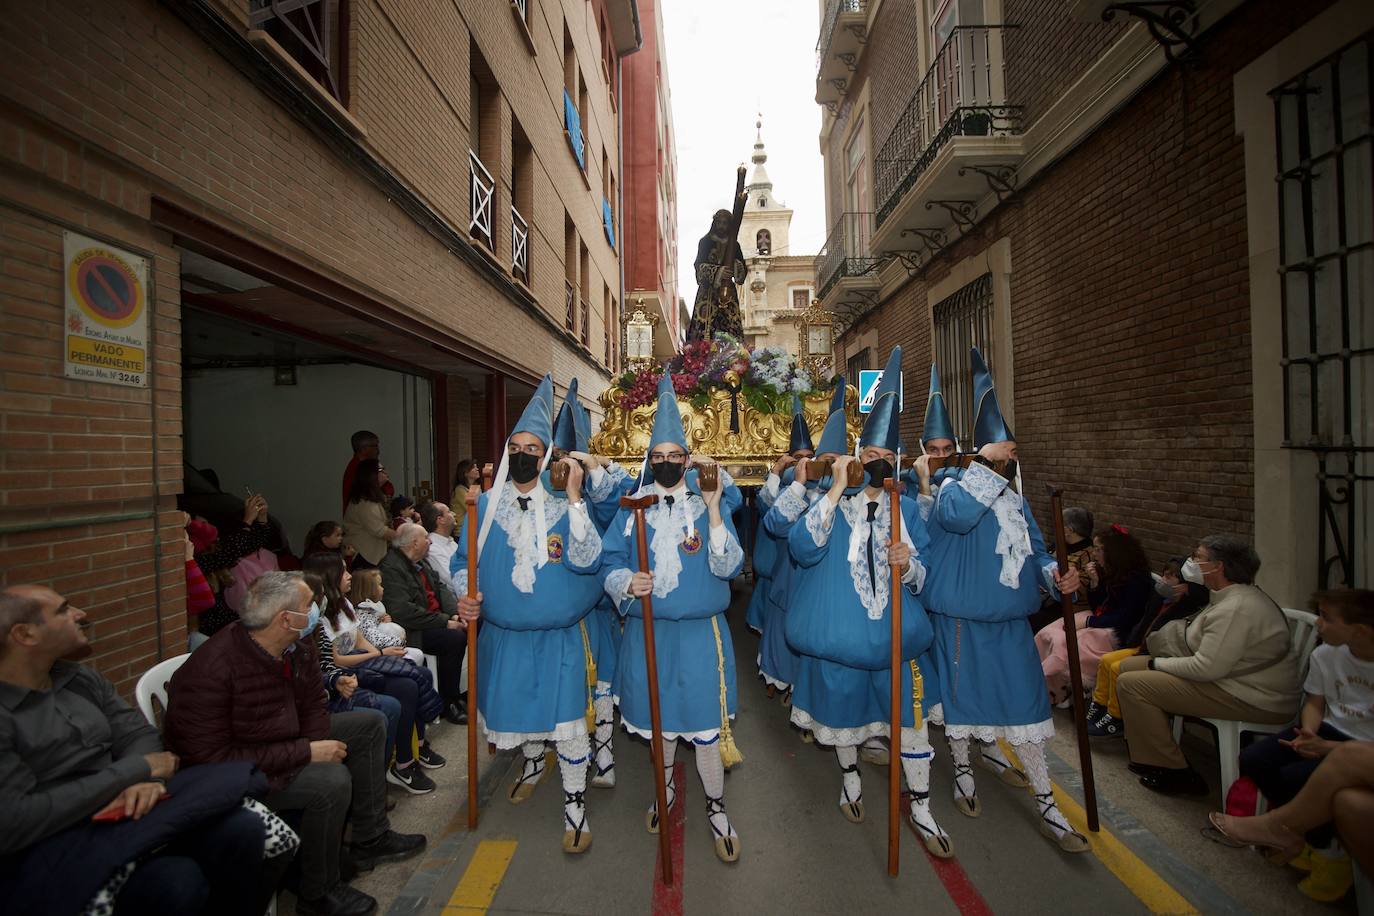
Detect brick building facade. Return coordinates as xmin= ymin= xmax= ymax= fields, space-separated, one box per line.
xmin=814 ymin=0 xmax=1371 ymax=605
xmin=0 ymin=0 xmax=642 ymax=693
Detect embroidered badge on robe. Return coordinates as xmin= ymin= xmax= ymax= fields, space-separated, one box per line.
xmin=546 ymin=533 xmax=564 ymax=563
xmin=680 ymin=528 xmax=702 ymax=554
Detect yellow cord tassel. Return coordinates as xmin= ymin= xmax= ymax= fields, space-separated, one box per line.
xmin=579 ymin=620 xmax=597 ymax=734
xmin=711 ymin=616 xmax=744 ymax=768
xmin=910 ymin=660 xmax=924 ymax=730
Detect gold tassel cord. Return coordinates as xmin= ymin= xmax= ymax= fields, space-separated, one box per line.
xmin=910 ymin=660 xmax=924 ymax=730
xmin=579 ymin=620 xmax=597 ymax=734
xmin=711 ymin=615 xmax=744 ymax=768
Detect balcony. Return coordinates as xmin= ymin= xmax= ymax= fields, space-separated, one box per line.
xmin=872 ymin=26 xmax=1023 ymax=253
xmin=815 ymin=0 xmax=868 ymax=109
xmin=511 ymin=205 xmax=529 ymax=283
xmin=565 ymin=280 xmax=576 ymax=332
xmin=816 ymin=212 xmax=881 ymax=300
xmin=469 ymin=151 xmax=494 ymax=249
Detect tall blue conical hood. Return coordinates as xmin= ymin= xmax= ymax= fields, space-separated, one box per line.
xmin=571 ymin=397 xmax=592 ymax=453
xmin=829 ymin=379 xmax=846 ymax=416
xmin=649 ymin=374 xmax=687 ymax=451
xmin=513 ymin=373 xmax=555 ymax=446
xmin=858 ymin=346 xmax=903 ymax=453
xmin=971 ymin=347 xmax=1014 ymax=448
xmin=922 ymin=363 xmax=956 ymax=446
xmin=787 ymin=394 xmax=814 ymax=454
xmin=551 ymin=378 xmax=579 ymax=452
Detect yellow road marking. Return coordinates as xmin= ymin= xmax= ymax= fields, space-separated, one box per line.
xmin=1000 ymin=742 xmax=1199 ymax=915
xmin=442 ymin=839 xmax=518 ymax=915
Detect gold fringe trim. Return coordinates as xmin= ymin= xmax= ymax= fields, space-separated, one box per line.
xmin=579 ymin=620 xmax=597 ymax=734
xmin=710 ymin=615 xmax=744 ymax=768
xmin=910 ymin=660 xmax=924 ymax=730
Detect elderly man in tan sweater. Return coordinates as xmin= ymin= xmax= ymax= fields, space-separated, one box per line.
xmin=1117 ymin=535 xmax=1301 ymax=796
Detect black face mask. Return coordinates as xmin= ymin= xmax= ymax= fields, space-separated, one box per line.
xmin=1003 ymin=459 xmax=1018 ymax=482
xmin=863 ymin=458 xmax=893 ymax=488
xmin=508 ymin=452 xmax=541 ymax=484
xmin=651 ymin=461 xmax=685 ymax=488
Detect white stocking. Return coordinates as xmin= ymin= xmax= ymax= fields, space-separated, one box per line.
xmin=947 ymin=735 xmax=977 ymax=803
xmin=649 ymin=737 xmax=677 ymax=816
xmin=592 ymin=684 xmax=615 ymax=781
xmin=556 ymin=734 xmax=590 ymax=833
xmin=835 ymin=744 xmax=862 ymax=807
xmin=1017 ymin=739 xmax=1077 ymax=840
xmin=696 ymin=740 xmax=735 ymax=840
xmin=519 ymin=741 xmax=546 ymax=783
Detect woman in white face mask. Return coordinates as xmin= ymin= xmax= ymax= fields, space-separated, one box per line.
xmin=1114 ymin=536 xmax=1304 ymax=796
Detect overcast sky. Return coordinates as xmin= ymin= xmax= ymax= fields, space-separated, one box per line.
xmin=660 ymin=0 xmax=826 ymax=311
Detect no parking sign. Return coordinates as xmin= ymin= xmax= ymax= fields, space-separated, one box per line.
xmin=857 ymin=369 xmax=903 ymax=413
xmin=63 ymin=231 xmax=149 ymax=388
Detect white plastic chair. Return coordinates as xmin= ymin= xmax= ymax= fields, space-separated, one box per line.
xmin=134 ymin=653 xmax=191 ymax=728
xmin=1170 ymin=607 xmax=1319 ymax=796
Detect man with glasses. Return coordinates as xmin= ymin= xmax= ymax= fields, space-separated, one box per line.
xmin=451 ymin=375 xmax=607 ymax=855
xmin=601 ymin=376 xmax=747 ymax=864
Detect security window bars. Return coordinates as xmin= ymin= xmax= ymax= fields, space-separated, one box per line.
xmin=469 ymin=151 xmax=494 ymax=249
xmin=1273 ymin=33 xmax=1373 ymax=588
xmin=932 ymin=272 xmax=994 ymax=448
xmin=846 ymin=347 xmax=871 ymax=393
xmin=250 ymin=0 xmax=344 ymax=102
xmin=511 ymin=206 xmax=529 ymax=283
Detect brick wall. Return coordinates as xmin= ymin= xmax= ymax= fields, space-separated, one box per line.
xmin=1003 ymin=0 xmax=1127 ymax=129
xmin=834 ymin=0 xmax=1335 ymax=566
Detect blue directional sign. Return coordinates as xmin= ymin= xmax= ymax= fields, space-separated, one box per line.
xmin=858 ymin=369 xmax=903 ymax=414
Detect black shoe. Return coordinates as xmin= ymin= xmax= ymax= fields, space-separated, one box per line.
xmin=387 ymin=761 xmax=437 ymax=795
xmin=297 ymin=884 xmax=378 ymax=916
xmin=1083 ymin=700 xmax=1105 ymax=723
xmin=350 ymin=830 xmax=427 ymax=870
xmin=1086 ymin=713 xmax=1124 ymax=738
xmin=443 ymin=701 xmax=468 ymax=725
xmin=1127 ymin=760 xmax=1162 ymax=776
xmin=1139 ymin=766 xmax=1210 ymax=797
xmin=417 ymin=743 xmax=447 ymax=769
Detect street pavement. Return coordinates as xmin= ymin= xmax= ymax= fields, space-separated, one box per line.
xmin=366 ymin=581 xmax=1350 ymax=916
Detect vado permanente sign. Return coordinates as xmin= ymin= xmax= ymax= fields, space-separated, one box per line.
xmin=63 ymin=231 xmax=149 ymax=389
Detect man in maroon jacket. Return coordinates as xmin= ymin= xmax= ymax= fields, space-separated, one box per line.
xmin=165 ymin=571 xmax=424 ymax=916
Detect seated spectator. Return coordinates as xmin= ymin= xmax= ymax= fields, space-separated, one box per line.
xmin=419 ymin=501 xmax=461 ymax=595
xmin=1029 ymin=506 xmax=1095 ymax=631
xmin=1086 ymin=557 xmax=1209 ymax=737
xmin=0 ymin=584 xmax=290 ymax=916
xmin=187 ymin=493 xmax=273 ymax=636
xmin=341 ymin=430 xmax=394 ymax=515
xmin=379 ymin=524 xmax=468 ymax=724
xmin=1117 ymin=536 xmax=1302 ymax=796
xmin=389 ymin=495 xmax=420 ymax=530
xmin=1036 ymin=524 xmax=1151 ymax=705
xmin=183 ymin=512 xmax=216 ymax=648
xmin=343 ymin=460 xmax=396 ymax=570
xmin=451 ymin=459 xmax=480 ymax=510
xmin=303 ymin=554 xmax=445 ymax=796
xmin=348 ymin=569 xmax=422 ymax=665
xmin=304 ymin=520 xmax=357 ymax=567
xmin=1235 ymin=588 xmax=1374 ymax=901
xmin=1212 ymin=740 xmax=1374 ymax=875
xmin=164 ymin=572 xmax=425 ymax=916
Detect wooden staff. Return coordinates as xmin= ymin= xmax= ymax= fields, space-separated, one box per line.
xmin=465 ymin=485 xmax=480 ymax=830
xmin=884 ymin=477 xmax=903 ymax=877
xmin=1046 ymin=485 xmax=1100 ymax=833
xmin=621 ymin=493 xmax=673 ymax=885
xmin=480 ymin=464 xmax=496 ymax=755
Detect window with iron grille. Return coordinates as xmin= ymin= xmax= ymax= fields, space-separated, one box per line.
xmin=932 ymin=273 xmax=994 ymax=447
xmin=846 ymin=348 xmax=871 ymax=393
xmin=1273 ymin=34 xmax=1373 ymax=588
xmin=251 ymin=0 xmax=346 ymax=103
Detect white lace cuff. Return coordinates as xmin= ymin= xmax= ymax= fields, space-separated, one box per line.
xmin=1041 ymin=562 xmax=1060 ymax=595
xmin=917 ymin=492 xmax=934 ymax=522
xmin=604 ymin=568 xmax=633 ymax=608
xmin=708 ymin=524 xmax=743 ymax=577
xmin=586 ymin=466 xmax=614 ymax=502
xmin=959 ymin=461 xmax=1008 ymax=507
xmin=452 ymin=568 xmax=469 ymax=596
xmin=774 ymin=483 xmax=808 ymax=523
xmin=567 ymin=506 xmax=602 ymax=567
xmin=805 ymin=496 xmax=837 ymax=546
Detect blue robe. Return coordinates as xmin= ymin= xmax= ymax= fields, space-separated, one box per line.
xmin=581 ymin=464 xmax=636 ymax=689
xmin=757 ymin=474 xmax=812 ymax=689
xmin=744 ymin=473 xmax=781 ymax=634
xmin=601 ymin=480 xmax=744 ymax=740
xmin=450 ymin=485 xmax=603 ymax=747
xmin=922 ymin=462 xmax=1061 ymax=740
xmin=785 ymin=487 xmax=938 ymax=743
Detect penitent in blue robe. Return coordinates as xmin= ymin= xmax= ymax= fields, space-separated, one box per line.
xmin=601 ymin=479 xmax=745 ymax=741
xmin=921 ymin=462 xmax=1063 ymax=743
xmin=756 ymin=471 xmax=814 ymax=690
xmin=580 ymin=463 xmax=637 ymax=689
xmin=784 ymin=486 xmax=939 ymax=745
xmin=744 ymin=473 xmax=783 ymax=634
xmin=451 ymin=484 xmax=604 ymax=749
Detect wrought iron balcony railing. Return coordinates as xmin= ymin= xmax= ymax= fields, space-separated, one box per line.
xmin=816 ymin=212 xmax=880 ymax=299
xmin=816 ymin=0 xmax=867 ymax=75
xmin=511 ymin=206 xmax=529 ymax=282
xmin=874 ymin=26 xmax=1022 ymax=227
xmin=469 ymin=151 xmax=495 ymax=247
xmin=565 ymin=280 xmax=576 ymax=332
xmin=579 ymin=297 xmax=591 ymax=347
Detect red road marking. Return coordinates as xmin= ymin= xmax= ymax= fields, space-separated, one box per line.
xmin=651 ymin=762 xmax=686 ymax=916
xmin=902 ymin=792 xmax=994 ymax=916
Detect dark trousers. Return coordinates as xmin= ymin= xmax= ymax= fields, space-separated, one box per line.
xmin=112 ymin=806 xmax=282 ymax=916
xmin=382 ymin=674 xmax=423 ymax=762
xmin=1238 ymin=722 xmax=1350 ymax=847
xmin=262 ymin=710 xmax=391 ymax=900
xmin=417 ymin=626 xmax=467 ymax=704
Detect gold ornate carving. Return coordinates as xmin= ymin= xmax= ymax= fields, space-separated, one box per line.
xmin=591 ymin=384 xmax=862 ymax=484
